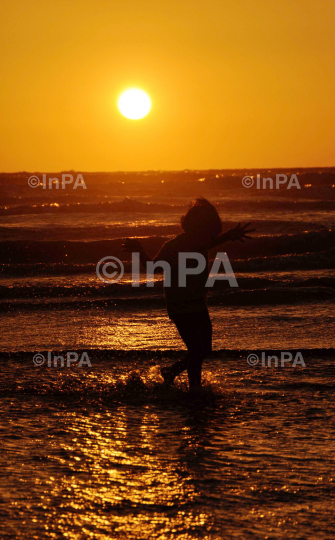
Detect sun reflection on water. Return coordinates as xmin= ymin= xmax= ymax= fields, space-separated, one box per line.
xmin=42 ymin=405 xmax=214 ymax=538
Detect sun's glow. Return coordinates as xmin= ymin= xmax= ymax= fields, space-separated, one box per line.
xmin=118 ymin=89 xmax=151 ymax=120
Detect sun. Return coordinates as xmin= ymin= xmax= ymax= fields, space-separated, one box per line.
xmin=118 ymin=88 xmax=151 ymax=120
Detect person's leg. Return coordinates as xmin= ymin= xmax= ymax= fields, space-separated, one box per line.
xmin=161 ymin=353 xmax=189 ymax=383
xmin=161 ymin=314 xmax=192 ymax=384
xmin=199 ymin=308 xmax=212 ymax=357
xmin=185 ymin=310 xmax=212 ymax=388
xmin=161 ymin=310 xmax=212 ymax=387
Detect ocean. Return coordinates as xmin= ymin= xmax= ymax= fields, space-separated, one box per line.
xmin=1 ymin=168 xmax=334 ymax=538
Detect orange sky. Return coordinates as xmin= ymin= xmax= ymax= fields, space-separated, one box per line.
xmin=1 ymin=0 xmax=334 ymax=171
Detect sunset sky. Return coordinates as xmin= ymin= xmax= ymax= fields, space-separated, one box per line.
xmin=1 ymin=0 xmax=334 ymax=171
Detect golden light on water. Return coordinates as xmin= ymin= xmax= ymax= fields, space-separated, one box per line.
xmin=45 ymin=406 xmax=214 ymax=538
xmin=118 ymin=89 xmax=151 ymax=120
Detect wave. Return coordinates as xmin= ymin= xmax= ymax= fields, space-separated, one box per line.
xmin=1 ymin=197 xmax=335 ymax=217
xmin=0 ymin=229 xmax=334 ymax=268
xmin=0 ymin=199 xmax=183 ymax=217
xmin=0 ymin=348 xmax=334 ymax=402
xmin=1 ymin=286 xmax=334 ymax=311
xmin=1 ymin=348 xmax=334 ymax=360
xmin=0 ymin=219 xmax=328 ymax=242
xmin=232 ymin=247 xmax=335 ymax=272
xmin=1 ymin=275 xmax=335 ymax=300
xmin=1 ymin=250 xmax=334 ymax=281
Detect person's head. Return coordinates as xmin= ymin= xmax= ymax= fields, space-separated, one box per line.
xmin=181 ymin=198 xmax=222 ymax=241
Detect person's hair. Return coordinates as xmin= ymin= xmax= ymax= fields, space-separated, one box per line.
xmin=181 ymin=197 xmax=222 ymax=237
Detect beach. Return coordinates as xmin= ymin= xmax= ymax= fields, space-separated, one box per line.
xmin=1 ymin=168 xmax=335 ymax=538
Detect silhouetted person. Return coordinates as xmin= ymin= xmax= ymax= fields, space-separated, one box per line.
xmin=123 ymin=198 xmax=254 ymax=391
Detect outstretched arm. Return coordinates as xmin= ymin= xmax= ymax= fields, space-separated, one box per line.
xmin=205 ymin=222 xmax=255 ymax=250
xmin=122 ymin=238 xmax=170 ymax=274
xmin=122 ymin=238 xmax=151 ymax=268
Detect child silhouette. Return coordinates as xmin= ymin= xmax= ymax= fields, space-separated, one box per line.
xmin=123 ymin=198 xmax=254 ymax=391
